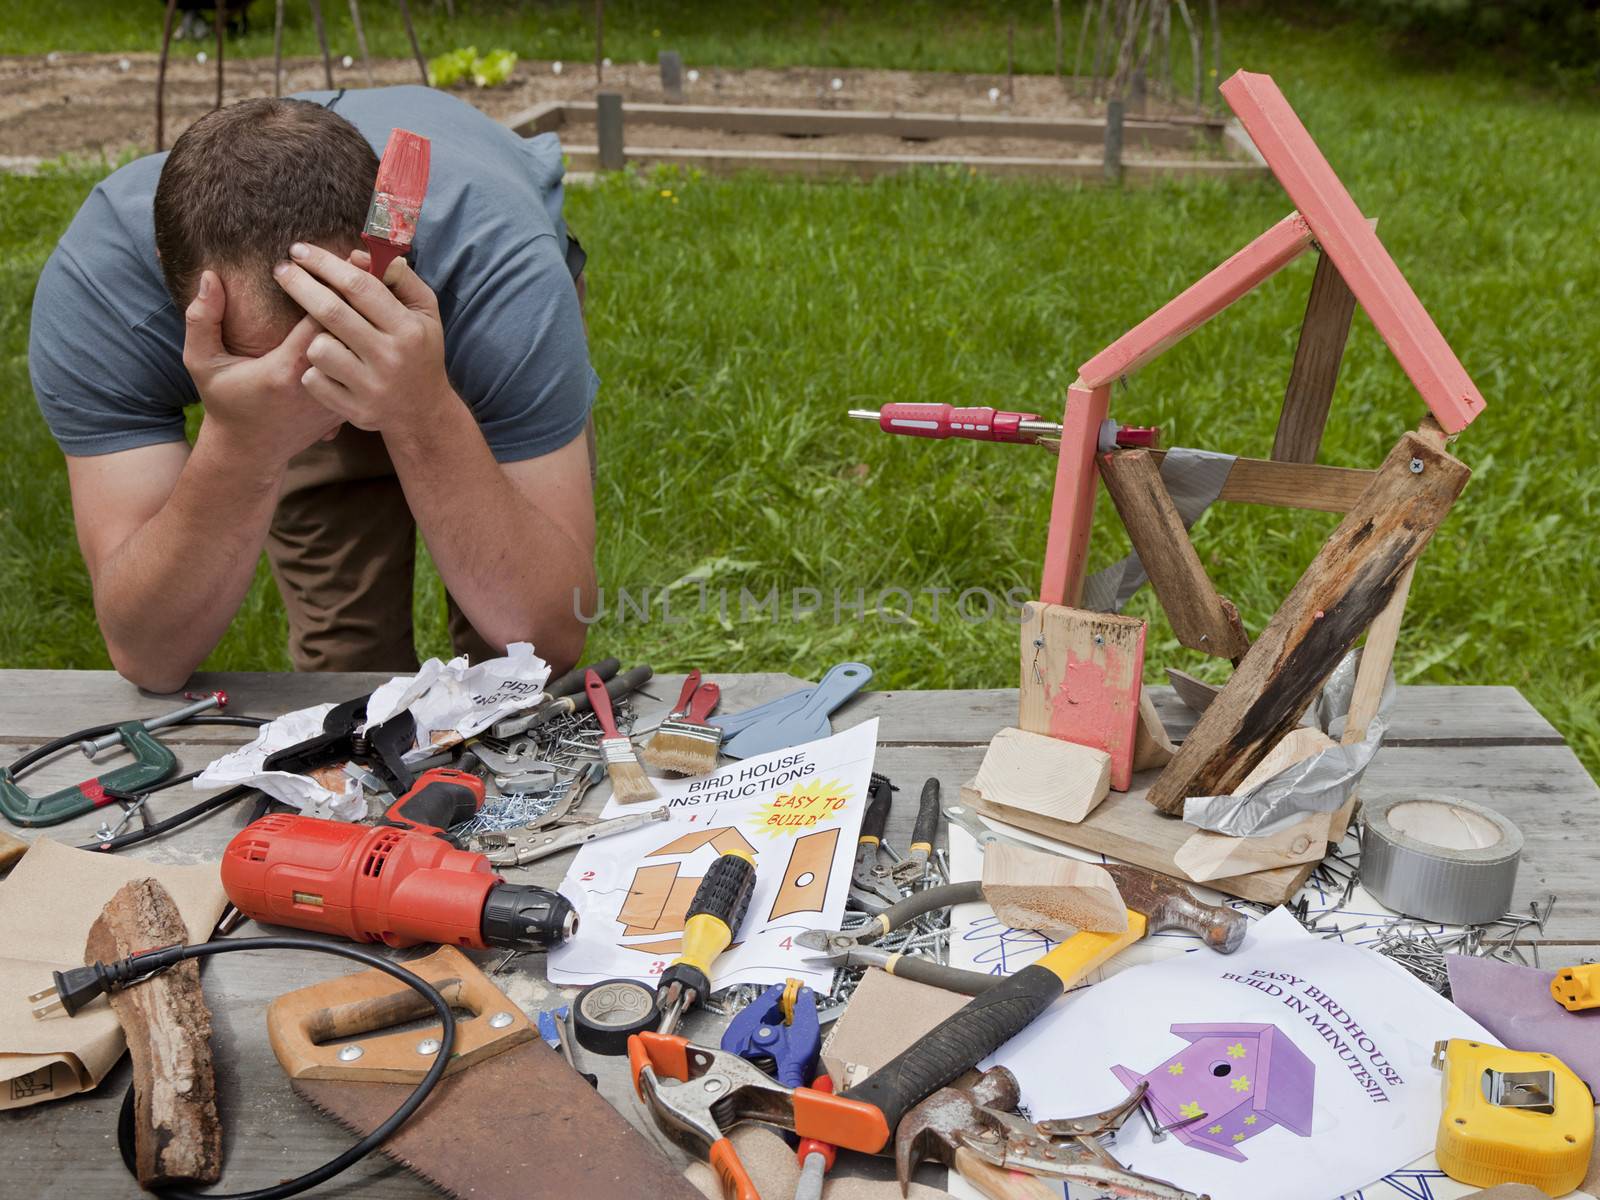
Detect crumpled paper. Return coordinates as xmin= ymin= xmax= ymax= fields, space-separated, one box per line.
xmin=1183 ymin=648 xmax=1396 ymax=836
xmin=194 ymin=644 xmax=552 ymax=817
xmin=193 ymin=702 xmax=364 ymax=820
xmin=363 ymin=641 xmax=549 ymax=757
xmin=0 ymin=839 xmax=228 ymax=1109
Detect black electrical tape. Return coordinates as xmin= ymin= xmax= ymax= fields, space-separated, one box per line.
xmin=114 ymin=936 xmax=455 ymax=1200
xmin=572 ymin=977 xmax=661 ymax=1056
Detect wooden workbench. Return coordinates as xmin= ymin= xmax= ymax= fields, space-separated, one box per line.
xmin=1 ymin=669 xmax=1596 ymax=1197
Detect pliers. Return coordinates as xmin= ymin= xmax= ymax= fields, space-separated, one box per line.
xmin=718 ymin=980 xmax=820 ymax=1089
xmin=798 ymin=881 xmax=1000 ymax=995
xmin=848 ymin=773 xmax=904 ymax=912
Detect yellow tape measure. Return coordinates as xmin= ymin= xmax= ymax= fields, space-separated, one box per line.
xmin=1433 ymin=1039 xmax=1593 ymax=1195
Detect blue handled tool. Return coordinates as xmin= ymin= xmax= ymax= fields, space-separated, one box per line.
xmin=719 ymin=980 xmax=820 ymax=1089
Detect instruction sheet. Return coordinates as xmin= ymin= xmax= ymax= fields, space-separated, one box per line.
xmin=547 ymin=719 xmax=877 ymax=991
xmin=957 ymin=899 xmax=1491 ymax=1200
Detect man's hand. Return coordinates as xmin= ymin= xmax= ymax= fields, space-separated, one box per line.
xmin=183 ymin=270 xmax=343 ymax=463
xmin=273 ymin=242 xmax=454 ymax=434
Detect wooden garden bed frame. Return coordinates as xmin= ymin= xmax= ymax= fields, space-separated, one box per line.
xmin=1018 ymin=71 xmax=1486 ymax=895
xmin=506 ymin=99 xmax=1269 ymax=183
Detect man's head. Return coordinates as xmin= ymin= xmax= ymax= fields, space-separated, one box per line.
xmin=154 ymin=98 xmax=378 ymax=355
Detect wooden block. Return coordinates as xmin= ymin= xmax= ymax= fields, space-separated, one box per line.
xmin=967 ymin=779 xmax=1313 ymax=905
xmin=1019 ymin=602 xmax=1145 ymax=791
xmin=1273 ymin=250 xmax=1357 ymax=464
xmin=85 ymin=879 xmax=220 ymax=1187
xmin=971 ymin=727 xmax=1111 ymax=824
xmin=1147 ymin=428 xmax=1469 ymax=814
xmin=1221 ymin=71 xmax=1485 ymax=434
xmin=1039 ymin=383 xmax=1110 ymax=607
xmin=1097 ymin=448 xmax=1251 ymax=659
xmin=1077 ymin=212 xmax=1315 ymax=389
xmin=1173 ymin=728 xmax=1338 ymax=882
xmin=819 ymin=968 xmax=967 ymax=1091
xmin=0 ymin=827 xmax=27 ymax=871
xmin=1132 ymin=690 xmax=1176 ymax=771
xmin=980 ymin=840 xmax=1127 ymax=935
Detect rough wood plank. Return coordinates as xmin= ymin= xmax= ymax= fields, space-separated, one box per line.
xmin=1132 ymin=690 xmax=1176 ymax=771
xmin=0 ymin=826 xmax=27 ymax=869
xmin=1035 ymin=445 xmax=1379 ymax=513
xmin=1148 ymin=429 xmax=1471 ymax=813
xmin=1040 ymin=383 xmax=1110 ymax=606
xmin=1222 ymin=71 xmax=1485 ymax=434
xmin=84 ymin=880 xmax=220 ymax=1187
xmin=524 ymin=100 xmax=1228 ymax=147
xmin=966 ymin=774 xmax=1314 ymax=904
xmin=1077 ymin=212 xmax=1315 ymax=389
xmin=557 ymin=144 xmax=1266 ymax=184
xmin=1273 ymin=251 xmax=1358 ymax=463
xmin=1098 ymin=448 xmax=1251 ymax=658
xmin=1188 ymin=453 xmax=1374 ymax=512
xmin=504 ymin=99 xmax=567 ymax=135
xmin=971 ymin=727 xmax=1111 ymax=824
xmin=980 ymin=840 xmax=1127 ymax=934
xmin=1172 ymin=728 xmax=1339 ymax=882
xmin=1019 ymin=603 xmax=1145 ymax=791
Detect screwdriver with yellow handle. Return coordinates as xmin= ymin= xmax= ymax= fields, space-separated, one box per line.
xmin=657 ymin=847 xmax=758 ymax=1034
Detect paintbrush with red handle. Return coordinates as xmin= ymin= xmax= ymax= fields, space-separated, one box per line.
xmin=362 ymin=128 xmax=431 ymax=279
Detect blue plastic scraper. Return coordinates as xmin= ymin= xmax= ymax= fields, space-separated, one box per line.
xmin=719 ymin=663 xmax=873 ymax=760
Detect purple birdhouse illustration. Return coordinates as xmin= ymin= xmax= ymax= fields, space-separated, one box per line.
xmin=1111 ymin=1022 xmax=1315 ymax=1161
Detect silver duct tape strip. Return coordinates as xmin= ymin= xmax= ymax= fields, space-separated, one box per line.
xmin=1360 ymin=794 xmax=1523 ymax=925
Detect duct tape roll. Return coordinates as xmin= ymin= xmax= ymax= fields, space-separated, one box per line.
xmin=1360 ymin=794 xmax=1522 ymax=925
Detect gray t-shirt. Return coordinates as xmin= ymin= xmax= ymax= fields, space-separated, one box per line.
xmin=29 ymin=85 xmax=596 ymax=463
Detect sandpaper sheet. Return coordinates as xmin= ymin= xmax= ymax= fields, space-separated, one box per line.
xmin=293 ymin=1040 xmax=702 ymax=1200
xmin=0 ymin=838 xmax=228 ymax=1109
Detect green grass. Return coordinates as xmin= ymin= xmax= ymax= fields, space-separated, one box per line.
xmin=1 ymin=4 xmax=1596 ymax=780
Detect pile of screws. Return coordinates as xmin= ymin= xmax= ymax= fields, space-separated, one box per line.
xmin=449 ymin=699 xmax=638 ymax=839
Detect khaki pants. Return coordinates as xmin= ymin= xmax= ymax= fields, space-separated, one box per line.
xmin=266 ymin=426 xmax=495 ymax=673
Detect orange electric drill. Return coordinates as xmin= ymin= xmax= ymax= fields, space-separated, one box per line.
xmin=220 ymin=767 xmax=577 ymax=951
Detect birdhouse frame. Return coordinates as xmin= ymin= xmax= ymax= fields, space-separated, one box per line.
xmin=1021 ymin=71 xmax=1483 ymax=823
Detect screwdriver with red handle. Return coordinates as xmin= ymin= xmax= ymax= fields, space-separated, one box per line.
xmin=849 ymin=404 xmax=1158 ymax=448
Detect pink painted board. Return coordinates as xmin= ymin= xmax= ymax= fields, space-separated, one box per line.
xmin=1077 ymin=213 xmax=1314 ymax=389
xmin=1020 ymin=602 xmax=1146 ymax=791
xmin=1039 ymin=383 xmax=1110 ymax=606
xmin=1222 ymin=71 xmax=1485 ymax=433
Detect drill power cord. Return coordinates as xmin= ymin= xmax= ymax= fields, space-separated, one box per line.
xmin=34 ymin=936 xmax=456 ymax=1200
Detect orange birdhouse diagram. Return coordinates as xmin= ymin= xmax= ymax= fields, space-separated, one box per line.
xmin=546 ymin=718 xmax=878 ymax=992
xmin=615 ymin=822 xmax=843 ymax=958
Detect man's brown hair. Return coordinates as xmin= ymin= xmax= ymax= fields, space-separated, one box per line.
xmin=154 ymin=97 xmax=378 ymax=319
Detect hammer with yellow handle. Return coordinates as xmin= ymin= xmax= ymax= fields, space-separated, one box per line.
xmin=837 ymin=863 xmax=1248 ymax=1140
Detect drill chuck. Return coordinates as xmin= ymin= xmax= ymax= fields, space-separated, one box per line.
xmin=480 ymin=881 xmax=578 ymax=950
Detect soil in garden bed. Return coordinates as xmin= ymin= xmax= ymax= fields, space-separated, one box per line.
xmin=0 ymin=52 xmax=1225 ymax=168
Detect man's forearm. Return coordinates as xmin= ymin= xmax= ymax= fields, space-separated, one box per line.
xmin=384 ymin=394 xmax=594 ymax=668
xmin=93 ymin=426 xmax=284 ymax=691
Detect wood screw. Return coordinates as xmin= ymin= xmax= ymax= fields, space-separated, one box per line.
xmin=1409 ymin=457 xmax=1424 ymax=473
xmin=337 ymin=1045 xmax=364 ymax=1061
xmin=416 ymin=1038 xmax=442 ymax=1056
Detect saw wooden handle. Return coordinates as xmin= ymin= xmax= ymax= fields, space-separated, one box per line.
xmin=267 ymin=945 xmax=533 ymax=1083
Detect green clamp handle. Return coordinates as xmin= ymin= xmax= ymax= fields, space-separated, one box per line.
xmin=0 ymin=722 xmax=176 ymax=828
xmin=841 ymin=962 xmax=1064 ymax=1133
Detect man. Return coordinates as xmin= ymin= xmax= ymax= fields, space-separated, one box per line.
xmin=29 ymin=85 xmax=596 ymax=692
